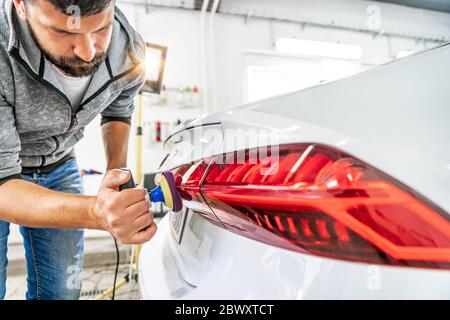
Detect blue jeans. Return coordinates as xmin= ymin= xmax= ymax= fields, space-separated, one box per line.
xmin=0 ymin=159 xmax=84 ymax=300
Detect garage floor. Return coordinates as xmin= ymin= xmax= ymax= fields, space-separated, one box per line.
xmin=6 ymin=264 xmax=141 ymax=300
xmin=5 ymin=238 xmax=142 ymax=300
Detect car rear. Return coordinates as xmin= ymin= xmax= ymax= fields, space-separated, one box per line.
xmin=139 ymin=44 xmax=450 ymax=299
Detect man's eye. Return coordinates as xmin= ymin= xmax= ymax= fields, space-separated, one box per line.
xmin=96 ymin=27 xmax=109 ymax=34
xmin=54 ymin=30 xmax=71 ymax=35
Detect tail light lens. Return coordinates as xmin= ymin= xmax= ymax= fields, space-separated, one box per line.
xmin=173 ymin=159 xmax=224 ymax=227
xmin=174 ymin=144 xmax=450 ymax=269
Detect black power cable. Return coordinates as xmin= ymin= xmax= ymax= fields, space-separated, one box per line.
xmin=112 ymin=237 xmax=119 ymax=300
xmin=111 ymin=168 xmax=136 ymax=300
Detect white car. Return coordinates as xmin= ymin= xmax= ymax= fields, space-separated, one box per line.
xmin=139 ymin=43 xmax=450 ymax=299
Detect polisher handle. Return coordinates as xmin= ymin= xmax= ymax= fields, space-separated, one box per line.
xmin=118 ymin=168 xmax=136 ymax=191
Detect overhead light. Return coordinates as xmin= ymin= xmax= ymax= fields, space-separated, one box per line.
xmin=275 ymin=38 xmax=363 ymax=60
xmin=396 ymin=50 xmax=415 ymax=59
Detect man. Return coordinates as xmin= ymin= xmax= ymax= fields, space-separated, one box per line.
xmin=0 ymin=0 xmax=157 ymax=300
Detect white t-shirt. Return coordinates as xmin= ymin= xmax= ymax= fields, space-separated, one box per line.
xmin=51 ymin=64 xmax=92 ymax=109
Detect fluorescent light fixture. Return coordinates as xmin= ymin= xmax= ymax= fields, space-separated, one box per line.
xmin=396 ymin=50 xmax=414 ymax=59
xmin=275 ymin=38 xmax=363 ymax=60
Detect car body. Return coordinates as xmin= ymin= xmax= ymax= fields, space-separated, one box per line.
xmin=139 ymin=43 xmax=450 ymax=299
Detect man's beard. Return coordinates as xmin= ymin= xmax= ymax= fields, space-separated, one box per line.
xmin=27 ymin=21 xmax=107 ymax=78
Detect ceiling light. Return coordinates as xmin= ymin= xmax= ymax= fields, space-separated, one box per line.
xmin=275 ymin=38 xmax=363 ymax=60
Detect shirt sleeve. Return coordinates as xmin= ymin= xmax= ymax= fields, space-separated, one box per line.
xmin=0 ymin=89 xmax=22 ymax=185
xmin=100 ymin=68 xmax=146 ymax=126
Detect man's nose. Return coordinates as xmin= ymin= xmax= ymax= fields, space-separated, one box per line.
xmin=73 ymin=34 xmax=96 ymax=62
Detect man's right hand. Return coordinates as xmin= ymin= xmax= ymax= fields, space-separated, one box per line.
xmin=91 ymin=169 xmax=157 ymax=244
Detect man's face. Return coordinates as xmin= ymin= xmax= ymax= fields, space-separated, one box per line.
xmin=14 ymin=0 xmax=114 ymax=77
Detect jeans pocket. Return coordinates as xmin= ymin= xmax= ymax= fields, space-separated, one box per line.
xmin=47 ymin=160 xmax=84 ymax=195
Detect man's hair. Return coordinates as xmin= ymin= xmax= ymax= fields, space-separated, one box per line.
xmin=26 ymin=0 xmax=113 ymax=16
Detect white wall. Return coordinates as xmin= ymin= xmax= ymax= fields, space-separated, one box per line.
xmin=117 ymin=0 xmax=449 ymax=111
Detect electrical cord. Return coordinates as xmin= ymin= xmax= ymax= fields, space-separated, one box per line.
xmin=112 ymin=237 xmax=119 ymax=300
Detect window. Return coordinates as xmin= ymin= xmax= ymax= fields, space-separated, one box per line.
xmin=247 ymin=65 xmax=319 ymax=102
xmin=244 ymin=40 xmax=367 ymax=103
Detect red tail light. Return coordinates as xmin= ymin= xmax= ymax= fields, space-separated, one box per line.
xmin=173 ymin=159 xmax=224 ymax=226
xmin=174 ymin=144 xmax=450 ymax=269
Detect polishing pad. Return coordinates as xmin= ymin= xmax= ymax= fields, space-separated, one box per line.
xmin=158 ymin=171 xmax=183 ymax=212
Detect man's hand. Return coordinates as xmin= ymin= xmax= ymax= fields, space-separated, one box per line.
xmin=91 ymin=169 xmax=157 ymax=244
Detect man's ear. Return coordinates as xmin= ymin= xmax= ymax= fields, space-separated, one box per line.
xmin=12 ymin=0 xmax=28 ymax=21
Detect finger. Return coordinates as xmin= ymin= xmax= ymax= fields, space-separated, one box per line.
xmin=125 ymin=199 xmax=151 ymax=221
xmin=129 ymin=212 xmax=153 ymax=234
xmin=130 ymin=204 xmax=154 ymax=224
xmin=119 ymin=188 xmax=148 ymax=207
xmin=102 ymin=169 xmax=131 ymax=190
xmin=129 ymin=223 xmax=157 ymax=244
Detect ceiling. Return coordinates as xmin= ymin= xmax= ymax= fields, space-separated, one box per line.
xmin=373 ymin=0 xmax=450 ymax=13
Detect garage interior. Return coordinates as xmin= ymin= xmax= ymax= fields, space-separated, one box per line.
xmin=3 ymin=0 xmax=450 ymax=300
